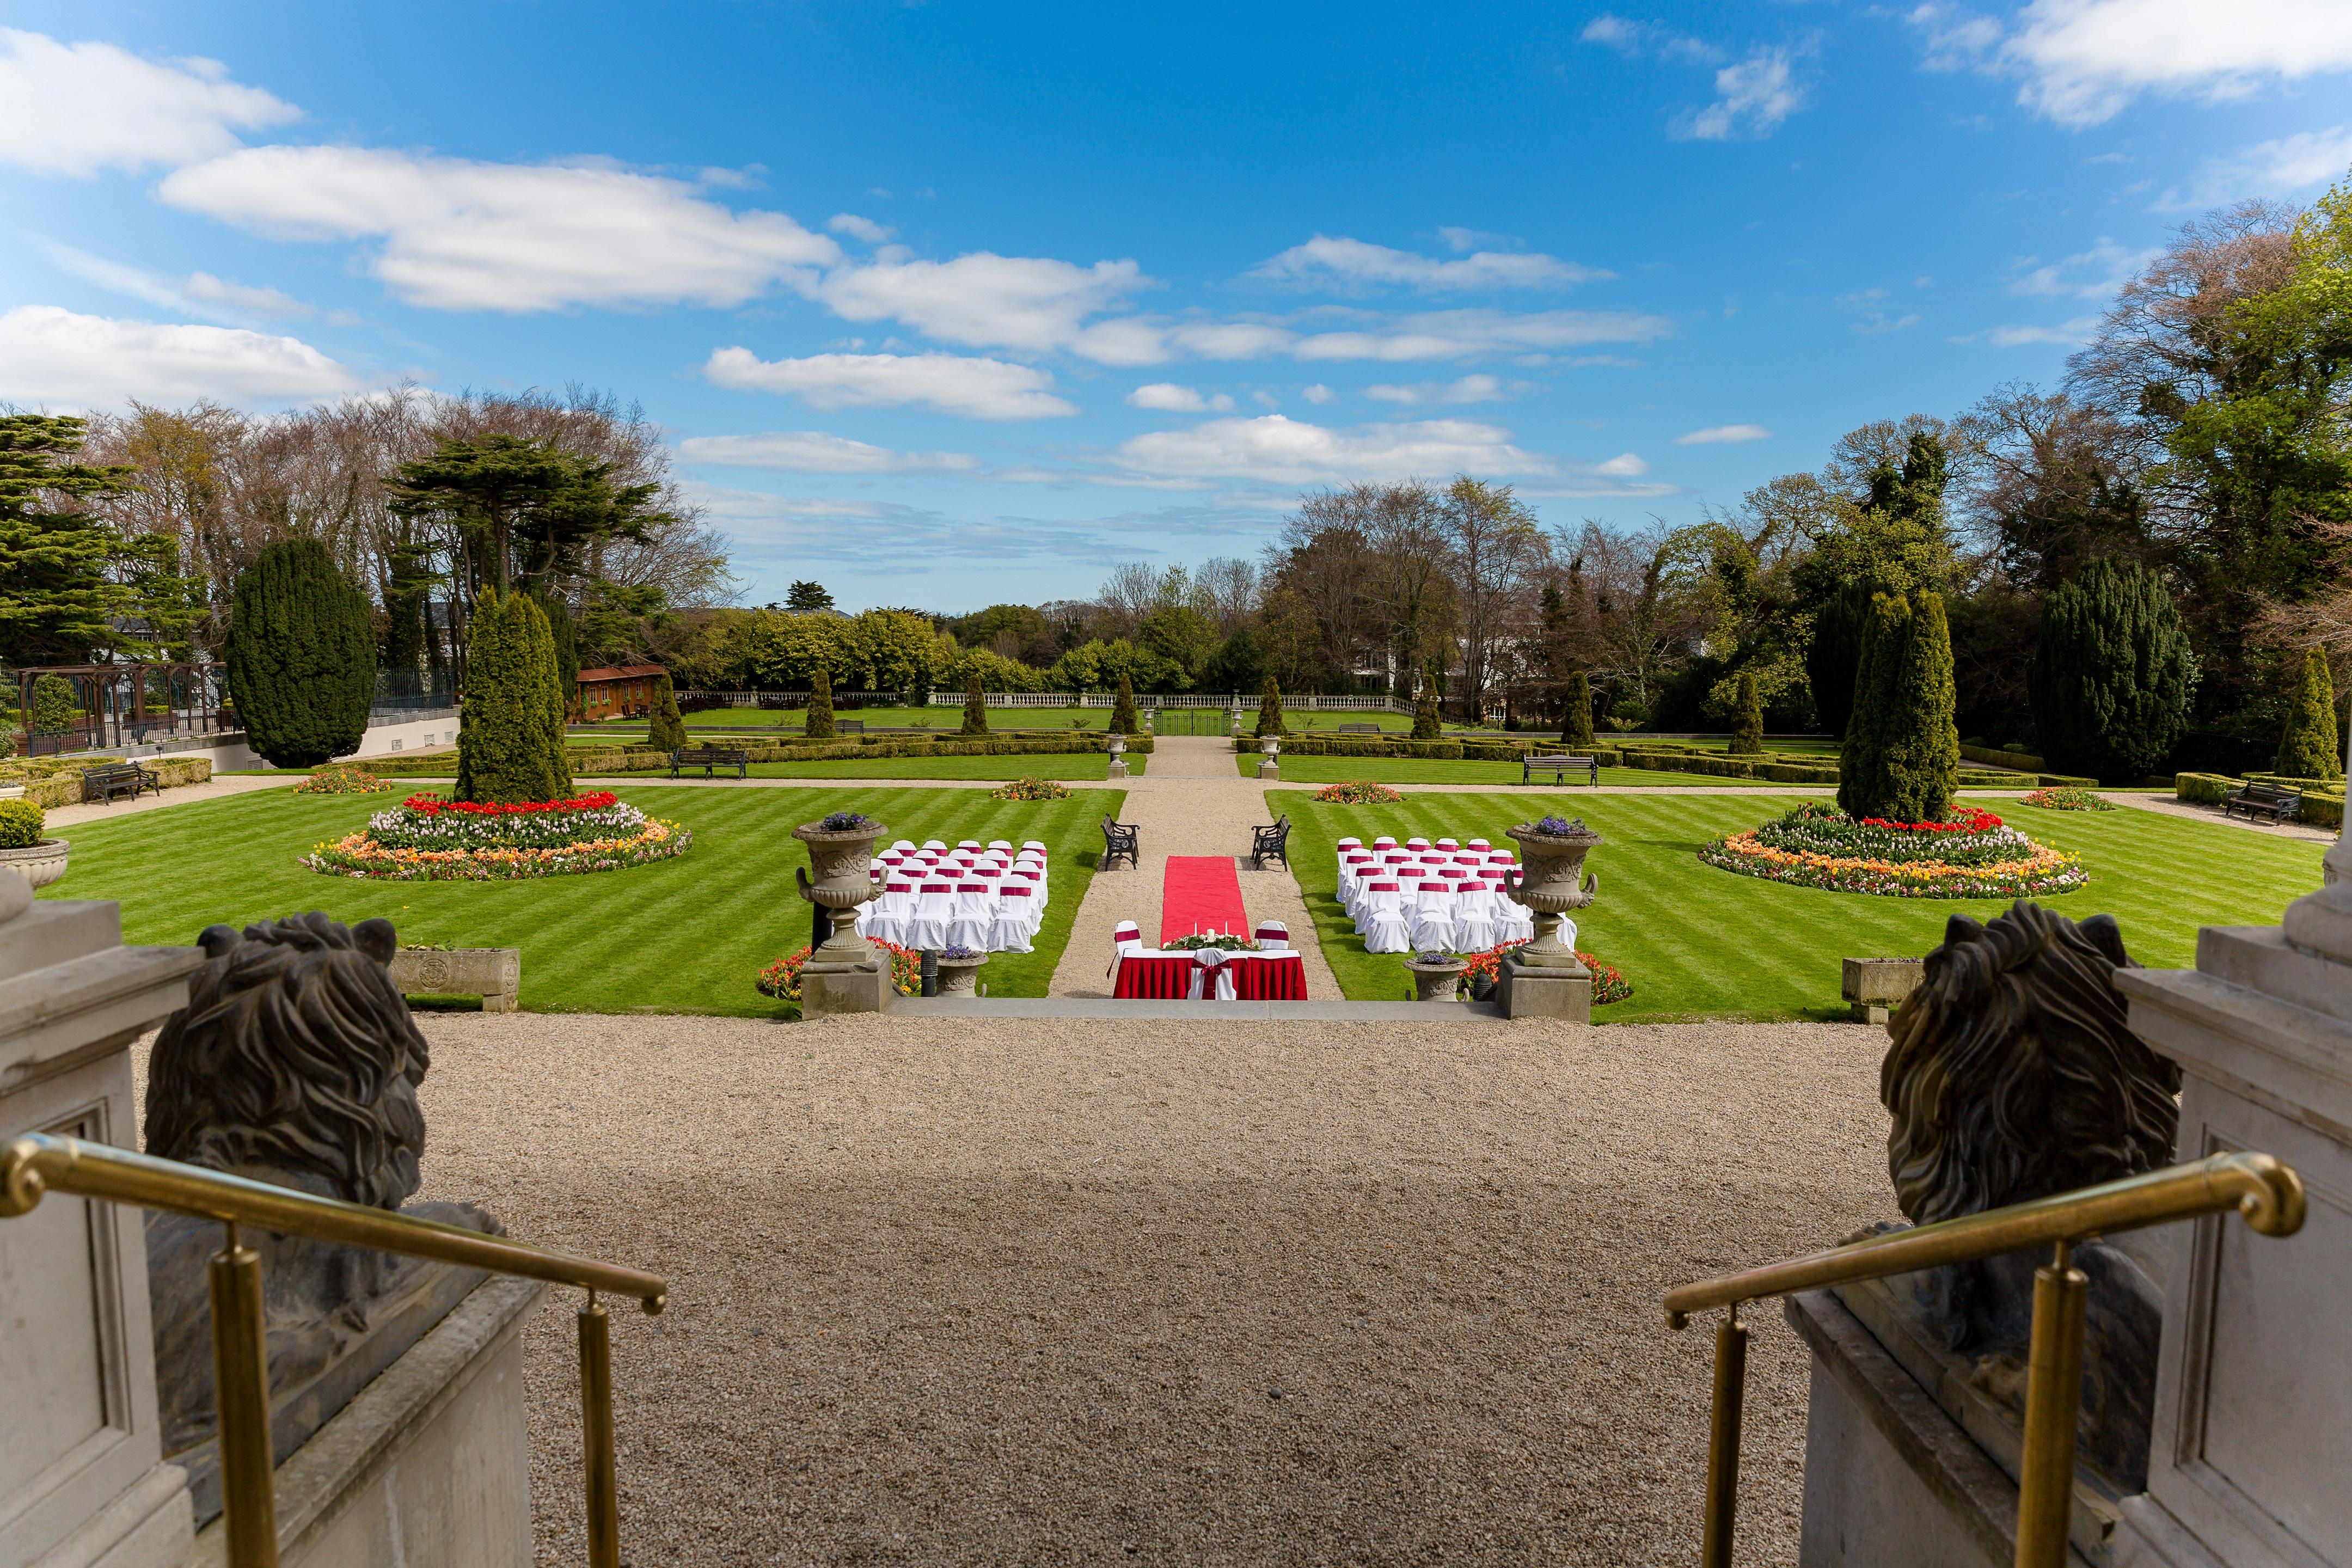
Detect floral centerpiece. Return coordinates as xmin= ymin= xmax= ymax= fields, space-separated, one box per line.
xmin=1314 ymin=780 xmax=1404 ymax=804
xmin=758 ymin=939 xmax=920 ymax=1003
xmin=1700 ymin=800 xmax=2085 ymax=898
xmin=1164 ymin=931 xmax=1257 ymax=952
xmin=297 ymin=763 xmax=393 ymax=795
xmin=992 ymin=776 xmax=1070 ymax=801
xmin=302 ymin=790 xmax=690 ymax=880
xmin=2023 ymin=786 xmax=2114 ymax=811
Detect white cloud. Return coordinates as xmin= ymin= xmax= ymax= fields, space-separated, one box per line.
xmin=1288 ymin=308 xmax=1673 ymax=362
xmin=703 ymin=348 xmax=1077 ymax=420
xmin=1301 ymin=383 xmax=1336 ymax=404
xmin=1108 ymin=414 xmax=1553 ymax=487
xmin=1581 ymin=14 xmax=1642 ymax=48
xmin=826 ymin=213 xmax=895 ymax=243
xmin=2163 ymin=127 xmax=2352 ymax=209
xmin=677 ymin=431 xmax=979 ymax=474
xmin=1363 ymin=373 xmax=1526 ymax=406
xmin=2005 ymin=239 xmax=2157 ymax=297
xmin=0 ymin=305 xmax=359 ymax=409
xmin=0 ymin=29 xmax=298 ymax=176
xmin=1126 ymin=383 xmax=1234 ymax=412
xmin=1988 ymin=317 xmax=2102 ymax=346
xmin=158 ymin=146 xmax=840 ymax=312
xmin=1592 ymin=452 xmax=1649 ymax=477
xmin=1248 ymin=235 xmax=1608 ymax=292
xmin=1676 ymin=49 xmax=1807 ymax=140
xmin=1676 ymin=424 xmax=1774 ymax=445
xmin=1837 ymin=288 xmax=1922 ymax=335
xmin=41 ymin=241 xmax=323 ymax=325
xmin=815 ymin=250 xmax=1151 ymax=360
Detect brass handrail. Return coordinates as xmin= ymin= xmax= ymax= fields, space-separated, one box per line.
xmin=3 ymin=1132 xmax=667 ymax=1568
xmin=1661 ymin=1152 xmax=2305 ymax=1568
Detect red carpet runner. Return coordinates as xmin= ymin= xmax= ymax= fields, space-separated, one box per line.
xmin=1160 ymin=855 xmax=1249 ymax=946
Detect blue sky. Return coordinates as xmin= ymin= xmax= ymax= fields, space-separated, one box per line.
xmin=4 ymin=1 xmax=2349 ymax=612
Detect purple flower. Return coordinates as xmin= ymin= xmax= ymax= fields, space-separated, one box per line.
xmin=940 ymin=945 xmax=984 ymax=960
xmin=821 ymin=811 xmax=877 ymax=831
xmin=1528 ymin=814 xmax=1587 ymax=836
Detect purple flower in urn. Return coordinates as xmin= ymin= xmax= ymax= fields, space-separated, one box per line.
xmin=1528 ymin=814 xmax=1588 ymax=837
xmin=821 ymin=811 xmax=877 ymax=831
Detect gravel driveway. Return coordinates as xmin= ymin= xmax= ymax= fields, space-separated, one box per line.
xmin=412 ymin=1011 xmax=1893 ymax=1566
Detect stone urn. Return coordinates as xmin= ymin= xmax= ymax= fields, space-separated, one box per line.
xmin=1503 ymin=818 xmax=1602 ymax=970
xmin=936 ymin=950 xmax=989 ymax=995
xmin=0 ymin=838 xmax=70 ymax=889
xmin=1405 ymin=954 xmax=1467 ymax=1001
xmin=792 ymin=816 xmax=891 ymax=1015
xmin=1257 ymin=736 xmax=1280 ymax=781
xmin=1106 ymin=735 xmax=1129 ymax=779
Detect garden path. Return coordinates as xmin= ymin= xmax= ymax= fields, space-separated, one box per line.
xmin=46 ymin=773 xmax=303 ymax=829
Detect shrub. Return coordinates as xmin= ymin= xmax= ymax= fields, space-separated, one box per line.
xmin=960 ymin=674 xmax=988 ymax=737
xmin=1412 ymin=677 xmax=1441 ymax=740
xmin=2274 ymin=646 xmax=2344 ymax=781
xmin=0 ymin=798 xmax=45 ymax=848
xmin=455 ymin=589 xmax=574 ymax=804
xmin=1806 ymin=580 xmax=1872 ymax=740
xmin=1839 ymin=590 xmax=1959 ymax=824
xmin=1729 ymin=669 xmax=1764 ymax=755
xmin=1562 ymin=670 xmax=1595 ymax=749
xmin=1111 ymin=672 xmax=1138 ymax=734
xmin=647 ymin=675 xmax=686 ymax=753
xmin=226 ymin=537 xmax=375 ymax=768
xmin=30 ymin=674 xmax=78 ymax=736
xmin=805 ymin=665 xmax=836 ymax=740
xmin=1256 ymin=676 xmax=1285 ymax=738
xmin=2029 ymin=559 xmax=2196 ymax=784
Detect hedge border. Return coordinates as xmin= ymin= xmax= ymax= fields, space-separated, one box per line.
xmin=333 ymin=732 xmax=1152 ymax=780
xmin=1234 ymin=734 xmax=2071 ymax=790
xmin=2177 ymin=771 xmax=2344 ymax=831
xmin=19 ymin=755 xmax=213 ymax=808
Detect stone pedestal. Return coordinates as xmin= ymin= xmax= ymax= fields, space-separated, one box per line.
xmin=388 ymin=947 xmax=520 ymax=1013
xmin=1257 ymin=759 xmax=1278 ymax=780
xmin=1497 ymin=954 xmax=1591 ymax=1022
xmin=0 ymin=892 xmax=206 ymax=1568
xmin=801 ymin=960 xmax=891 ymax=1016
xmin=1842 ymin=956 xmax=1925 ymax=1024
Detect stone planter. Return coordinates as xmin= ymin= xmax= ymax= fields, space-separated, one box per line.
xmin=1842 ymin=956 xmax=1925 ymax=1025
xmin=1503 ymin=820 xmax=1602 ymax=969
xmin=936 ymin=952 xmax=989 ymax=995
xmin=388 ymin=947 xmax=520 ymax=1012
xmin=1405 ymin=956 xmax=1467 ymax=1002
xmin=792 ymin=817 xmax=892 ymax=1014
xmin=0 ymin=837 xmax=70 ymax=889
xmin=1257 ymin=737 xmax=1281 ymax=781
xmin=1106 ymin=737 xmax=1128 ymax=779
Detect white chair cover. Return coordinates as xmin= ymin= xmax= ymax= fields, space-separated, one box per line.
xmin=904 ymin=883 xmax=955 ymax=950
xmin=1253 ymin=922 xmax=1290 ymax=951
xmin=989 ymin=885 xmax=1038 ymax=952
xmin=1359 ymin=883 xmax=1411 ymax=953
xmin=1184 ymin=948 xmax=1239 ymax=1001
xmin=1407 ymin=880 xmax=1459 ymax=954
xmin=864 ymin=880 xmax=915 ymax=946
xmin=1452 ymin=883 xmax=1499 ymax=952
xmin=946 ymin=883 xmax=995 ymax=951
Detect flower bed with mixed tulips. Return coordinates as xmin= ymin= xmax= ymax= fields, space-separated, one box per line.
xmin=2023 ymin=786 xmax=2114 ymax=811
xmin=1454 ymin=940 xmax=1633 ymax=1004
xmin=1314 ymin=780 xmax=1404 ymax=804
xmin=1700 ymin=800 xmax=2085 ymax=898
xmin=302 ymin=791 xmax=690 ymax=879
xmin=757 ymin=939 xmax=921 ymax=1003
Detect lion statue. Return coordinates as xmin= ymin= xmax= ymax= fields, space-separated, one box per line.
xmin=144 ymin=913 xmax=500 ymax=1521
xmin=1873 ymin=901 xmax=2179 ymax=1489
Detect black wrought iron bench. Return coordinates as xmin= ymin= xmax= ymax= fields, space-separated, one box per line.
xmin=835 ymin=719 xmax=864 ymax=734
xmin=83 ymin=761 xmax=163 ymax=804
xmin=1251 ymin=813 xmax=1291 ymax=869
xmin=1522 ymin=752 xmax=1600 ymax=785
xmin=2224 ymin=781 xmax=2304 ymax=823
xmin=671 ymin=746 xmax=750 ymax=779
xmin=1101 ymin=814 xmax=1140 ymax=871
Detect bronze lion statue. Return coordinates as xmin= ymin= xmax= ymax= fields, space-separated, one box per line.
xmin=1876 ymin=901 xmax=2179 ymax=1489
xmin=144 ymin=913 xmax=499 ymax=1521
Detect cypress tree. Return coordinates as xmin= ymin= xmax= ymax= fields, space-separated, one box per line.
xmin=2275 ymin=647 xmax=2345 ymax=780
xmin=805 ymin=664 xmax=837 ymax=739
xmin=960 ymin=670 xmax=988 ymax=736
xmin=2028 ymin=559 xmax=2196 ymax=785
xmin=1255 ymin=676 xmax=1285 ymax=738
xmin=534 ymin=589 xmax=579 ymax=715
xmin=455 ymin=589 xmax=573 ymax=803
xmin=1806 ymin=581 xmax=1873 ymax=740
xmin=227 ymin=537 xmax=375 ymax=768
xmin=30 ymin=674 xmax=79 ymax=737
xmin=1412 ymin=670 xmax=1442 ymax=740
xmin=1839 ymin=590 xmax=1959 ymax=823
xmin=1562 ymin=669 xmax=1595 ymax=749
xmin=1730 ymin=669 xmax=1765 ymax=755
xmin=1111 ymin=672 xmax=1138 ymax=734
xmin=647 ymin=674 xmax=686 ymax=754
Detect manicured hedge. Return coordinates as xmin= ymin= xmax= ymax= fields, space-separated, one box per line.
xmin=1235 ymin=732 xmax=2038 ymax=791
xmin=2178 ymin=771 xmax=2345 ymax=830
xmin=22 ymin=755 xmax=213 ymax=808
xmin=1962 ymin=743 xmax=2047 ymax=771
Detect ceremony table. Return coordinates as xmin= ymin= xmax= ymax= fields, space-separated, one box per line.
xmin=1111 ymin=949 xmax=1309 ymax=1000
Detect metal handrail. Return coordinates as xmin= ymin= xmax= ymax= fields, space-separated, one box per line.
xmin=1659 ymin=1151 xmax=2305 ymax=1568
xmin=3 ymin=1132 xmax=667 ymax=1568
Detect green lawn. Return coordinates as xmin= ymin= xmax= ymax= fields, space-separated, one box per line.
xmin=1243 ymin=755 xmax=1823 ymax=787
xmin=41 ymin=785 xmax=1120 ymax=1014
xmin=572 ymin=705 xmax=1466 ymax=737
xmin=1277 ymin=791 xmax=2326 ymax=1020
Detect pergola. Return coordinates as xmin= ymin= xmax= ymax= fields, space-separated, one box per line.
xmin=15 ymin=662 xmax=229 ymax=757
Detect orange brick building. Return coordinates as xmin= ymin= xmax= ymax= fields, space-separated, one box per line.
xmin=573 ymin=665 xmax=667 ymax=721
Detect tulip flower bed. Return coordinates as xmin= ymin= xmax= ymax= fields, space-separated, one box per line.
xmin=757 ymin=939 xmax=921 ymax=1002
xmin=1313 ymin=780 xmax=1405 ymax=804
xmin=1456 ymin=940 xmax=1633 ymax=1004
xmin=1700 ymin=800 xmax=2085 ymax=898
xmin=302 ymin=791 xmax=692 ymax=879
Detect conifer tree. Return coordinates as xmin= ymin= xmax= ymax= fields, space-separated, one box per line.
xmin=1562 ymin=669 xmax=1595 ymax=749
xmin=647 ymin=674 xmax=686 ymax=754
xmin=1806 ymin=581 xmax=1874 ymax=740
xmin=1255 ymin=675 xmax=1285 ymax=737
xmin=1729 ymin=669 xmax=1765 ymax=755
xmin=1412 ymin=670 xmax=1442 ymax=740
xmin=455 ymin=589 xmax=572 ymax=803
xmin=2275 ymin=647 xmax=2345 ymax=780
xmin=960 ymin=670 xmax=988 ymax=736
xmin=1111 ymin=672 xmax=1138 ymax=734
xmin=805 ymin=664 xmax=837 ymax=739
xmin=228 ymin=537 xmax=375 ymax=768
xmin=1839 ymin=590 xmax=1959 ymax=823
xmin=2028 ymin=559 xmax=2195 ymax=783
xmin=30 ymin=674 xmax=78 ymax=737
xmin=533 ymin=589 xmax=579 ymax=714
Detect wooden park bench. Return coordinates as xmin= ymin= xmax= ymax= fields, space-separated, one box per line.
xmin=670 ymin=745 xmax=750 ymax=779
xmin=82 ymin=761 xmax=163 ymax=804
xmin=1251 ymin=813 xmax=1291 ymax=869
xmin=1522 ymin=752 xmax=1600 ymax=786
xmin=835 ymin=719 xmax=865 ymax=734
xmin=2224 ymin=780 xmax=2304 ymax=824
xmin=1101 ymin=814 xmax=1141 ymax=871
xmin=1336 ymin=722 xmax=1381 ymax=735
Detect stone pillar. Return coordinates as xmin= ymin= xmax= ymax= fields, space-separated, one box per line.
xmin=0 ymin=878 xmax=206 ymax=1568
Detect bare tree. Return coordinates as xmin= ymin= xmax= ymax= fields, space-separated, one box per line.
xmin=1194 ymin=556 xmax=1260 ymax=632
xmin=1094 ymin=562 xmax=1162 ymax=638
xmin=1440 ymin=476 xmax=1547 ymax=715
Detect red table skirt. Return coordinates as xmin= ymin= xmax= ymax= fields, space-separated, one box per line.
xmin=1112 ymin=952 xmax=1308 ymax=1000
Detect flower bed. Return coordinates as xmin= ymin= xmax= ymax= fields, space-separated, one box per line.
xmin=297 ymin=764 xmax=393 ymax=794
xmin=1313 ymin=780 xmax=1404 ymax=804
xmin=302 ymin=790 xmax=690 ymax=879
xmin=2022 ymin=786 xmax=2114 ymax=811
xmin=757 ymin=939 xmax=921 ymax=1003
xmin=1700 ymin=800 xmax=2085 ymax=898
xmin=991 ymin=776 xmax=1070 ymax=801
xmin=1456 ymin=940 xmax=1632 ymax=1004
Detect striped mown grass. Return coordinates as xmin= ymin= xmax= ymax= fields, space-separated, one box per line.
xmin=1277 ymin=790 xmax=2325 ymax=1021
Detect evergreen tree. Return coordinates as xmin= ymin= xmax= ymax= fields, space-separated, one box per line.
xmin=806 ymin=664 xmax=837 ymax=739
xmin=647 ymin=674 xmax=686 ymax=754
xmin=534 ymin=589 xmax=579 ymax=715
xmin=455 ymin=589 xmax=573 ymax=803
xmin=1839 ymin=590 xmax=1960 ymax=823
xmin=1255 ymin=676 xmax=1285 ymax=738
xmin=1805 ymin=580 xmax=1873 ymax=740
xmin=1111 ymin=672 xmax=1138 ymax=734
xmin=0 ymin=415 xmax=163 ymax=665
xmin=2275 ymin=647 xmax=2345 ymax=780
xmin=29 ymin=675 xmax=79 ymax=737
xmin=1412 ymin=670 xmax=1442 ymax=739
xmin=1561 ymin=669 xmax=1595 ymax=749
xmin=786 ymin=580 xmax=835 ymax=613
xmin=1730 ymin=669 xmax=1765 ymax=755
xmin=227 ymin=537 xmax=376 ymax=768
xmin=960 ymin=672 xmax=988 ymax=736
xmin=382 ymin=539 xmax=436 ymax=675
xmin=2028 ymin=560 xmax=2196 ymax=784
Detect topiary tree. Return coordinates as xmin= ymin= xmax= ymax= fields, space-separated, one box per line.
xmin=1839 ymin=590 xmax=1959 ymax=823
xmin=227 ymin=537 xmax=375 ymax=768
xmin=1255 ymin=675 xmax=1285 ymax=738
xmin=2028 ymin=559 xmax=2196 ymax=785
xmin=1412 ymin=670 xmax=1442 ymax=740
xmin=455 ymin=589 xmax=573 ymax=804
xmin=1111 ymin=672 xmax=1138 ymax=734
xmin=960 ymin=671 xmax=988 ymax=736
xmin=29 ymin=673 xmax=78 ymax=737
xmin=647 ymin=673 xmax=685 ymax=754
xmin=805 ymin=664 xmax=836 ymax=739
xmin=2275 ymin=646 xmax=2345 ymax=780
xmin=1729 ymin=668 xmax=1765 ymax=755
xmin=1561 ymin=669 xmax=1595 ymax=749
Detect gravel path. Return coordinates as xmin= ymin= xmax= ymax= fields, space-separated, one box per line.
xmin=45 ymin=773 xmax=302 ymax=828
xmin=409 ymin=1010 xmax=1892 ymax=1567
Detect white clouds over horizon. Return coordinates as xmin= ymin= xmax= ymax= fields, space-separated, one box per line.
xmin=1675 ymin=424 xmax=1773 ymax=445
xmin=703 ymin=348 xmax=1078 ymax=420
xmin=0 ymin=305 xmax=360 ymax=408
xmin=1248 ymin=236 xmax=1609 ymax=293
xmin=0 ymin=29 xmax=298 ymax=176
xmin=1107 ymin=414 xmax=1554 ymax=487
xmin=2163 ymin=127 xmax=2352 ymax=210
xmin=1127 ymin=383 xmax=1235 ymax=413
xmin=1676 ymin=49 xmax=1808 ymax=141
xmin=678 ymin=431 xmax=981 ymax=474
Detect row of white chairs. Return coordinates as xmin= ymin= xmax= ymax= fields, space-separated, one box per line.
xmin=863 ymin=839 xmax=1050 ymax=952
xmin=1334 ymin=835 xmax=1534 ymax=955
